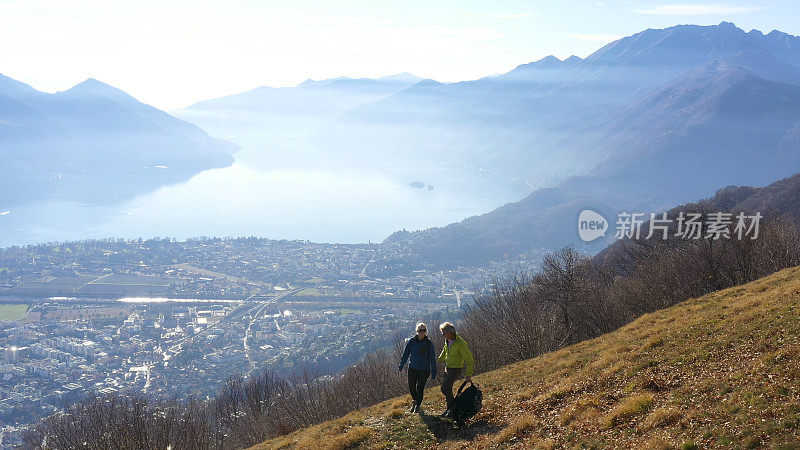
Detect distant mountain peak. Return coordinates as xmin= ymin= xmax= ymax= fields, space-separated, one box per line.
xmin=411 ymin=79 xmax=443 ymax=88
xmin=74 ymin=78 xmax=114 ymax=89
xmin=538 ymin=55 xmax=561 ymax=64
xmin=298 ymin=76 xmax=351 ymax=87
xmin=718 ymin=21 xmax=740 ymax=31
xmin=584 ymin=21 xmax=794 ymax=67
xmin=62 ymin=78 xmax=134 ymax=100
xmin=509 ymin=54 xmax=567 ymax=73
xmin=378 ymin=72 xmax=424 ymax=83
xmin=297 ymin=73 xmax=424 ymax=88
xmin=765 ymin=28 xmax=800 ymax=44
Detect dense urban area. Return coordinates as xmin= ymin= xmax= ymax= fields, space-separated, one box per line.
xmin=0 ymin=238 xmax=542 ymax=445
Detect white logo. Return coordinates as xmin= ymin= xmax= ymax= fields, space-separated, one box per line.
xmin=578 ymin=209 xmax=608 ymax=242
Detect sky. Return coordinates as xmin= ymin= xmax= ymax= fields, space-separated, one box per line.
xmin=0 ymin=0 xmax=797 ymax=110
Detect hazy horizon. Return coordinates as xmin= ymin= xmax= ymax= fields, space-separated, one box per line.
xmin=2 ymin=0 xmax=799 ymax=109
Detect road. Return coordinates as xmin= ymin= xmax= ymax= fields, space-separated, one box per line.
xmin=241 ymin=291 xmax=294 ymax=370
xmin=163 ymin=289 xmax=298 ymax=360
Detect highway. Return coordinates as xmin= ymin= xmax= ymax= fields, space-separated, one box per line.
xmin=163 ymin=289 xmax=298 ymax=360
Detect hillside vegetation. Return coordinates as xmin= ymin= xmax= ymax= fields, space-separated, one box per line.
xmin=25 ymin=211 xmax=800 ymax=448
xmin=255 ymin=266 xmax=800 ymax=449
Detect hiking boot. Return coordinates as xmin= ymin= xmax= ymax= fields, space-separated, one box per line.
xmin=409 ymin=403 xmax=418 ymax=413
xmin=415 ymin=405 xmax=424 ymax=414
xmin=440 ymin=409 xmax=451 ymax=418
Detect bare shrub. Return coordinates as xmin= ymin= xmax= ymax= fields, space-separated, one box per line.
xmin=24 ymin=215 xmax=800 ymax=448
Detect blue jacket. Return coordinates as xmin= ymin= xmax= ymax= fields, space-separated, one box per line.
xmin=399 ymin=336 xmax=437 ymax=379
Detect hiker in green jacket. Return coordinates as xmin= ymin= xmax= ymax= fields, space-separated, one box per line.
xmin=437 ymin=321 xmax=474 ymax=417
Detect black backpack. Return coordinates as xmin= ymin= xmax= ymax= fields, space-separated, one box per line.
xmin=451 ymin=380 xmax=482 ymax=426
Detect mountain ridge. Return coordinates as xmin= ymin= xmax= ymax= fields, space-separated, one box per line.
xmin=175 ymin=21 xmax=800 ymax=266
xmin=0 ymin=73 xmax=237 ymax=207
xmin=382 ymin=58 xmax=800 ymax=266
xmin=304 ymin=21 xmax=800 ymax=193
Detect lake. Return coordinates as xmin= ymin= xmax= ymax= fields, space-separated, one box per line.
xmin=0 ymin=141 xmax=524 ymax=246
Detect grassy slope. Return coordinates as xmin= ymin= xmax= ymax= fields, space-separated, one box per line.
xmin=253 ymin=267 xmax=800 ymax=449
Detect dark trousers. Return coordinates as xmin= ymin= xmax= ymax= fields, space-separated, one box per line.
xmin=407 ymin=368 xmax=430 ymax=406
xmin=440 ymin=367 xmax=462 ymax=410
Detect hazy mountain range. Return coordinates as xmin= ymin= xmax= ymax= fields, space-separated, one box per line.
xmin=387 ymin=54 xmax=800 ymax=265
xmin=177 ymin=21 xmax=800 ymax=266
xmin=3 ymin=21 xmax=800 ymax=262
xmin=178 ymin=73 xmax=424 ymax=145
xmin=304 ymin=22 xmax=800 ymax=188
xmin=0 ymin=76 xmax=236 ymax=207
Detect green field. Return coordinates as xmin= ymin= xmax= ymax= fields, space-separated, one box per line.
xmin=0 ymin=304 xmax=29 ymax=321
xmin=294 ymin=287 xmax=323 ymax=297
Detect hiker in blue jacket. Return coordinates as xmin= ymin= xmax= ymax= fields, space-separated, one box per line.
xmin=398 ymin=322 xmax=438 ymax=414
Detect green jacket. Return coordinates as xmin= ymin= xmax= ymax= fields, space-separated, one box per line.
xmin=437 ymin=334 xmax=474 ymax=376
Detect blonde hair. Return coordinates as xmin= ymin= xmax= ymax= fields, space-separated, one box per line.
xmin=439 ymin=322 xmax=455 ymax=334
xmin=416 ymin=322 xmax=427 ymax=332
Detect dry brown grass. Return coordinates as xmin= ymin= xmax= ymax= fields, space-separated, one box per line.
xmin=252 ymin=266 xmax=800 ymax=449
xmin=641 ymin=435 xmax=674 ymax=450
xmin=492 ymin=415 xmax=537 ymax=444
xmin=604 ymin=393 xmax=654 ymax=427
xmin=645 ymin=407 xmax=683 ymax=429
xmin=532 ymin=438 xmax=556 ymax=449
xmin=384 ymin=407 xmax=405 ymax=419
xmin=322 ymin=426 xmax=374 ymax=450
xmin=559 ymin=393 xmax=603 ymax=426
xmin=390 ymin=399 xmax=407 ymax=408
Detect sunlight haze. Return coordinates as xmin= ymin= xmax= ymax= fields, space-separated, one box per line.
xmin=0 ymin=0 xmax=796 ymax=109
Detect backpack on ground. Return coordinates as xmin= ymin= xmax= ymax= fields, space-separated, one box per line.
xmin=451 ymin=380 xmax=482 ymax=426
